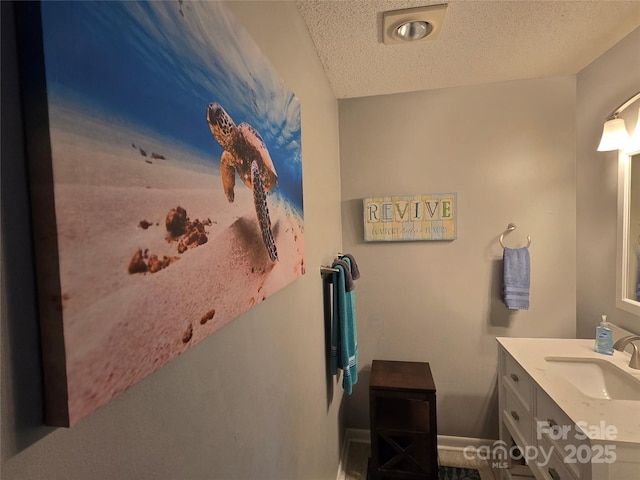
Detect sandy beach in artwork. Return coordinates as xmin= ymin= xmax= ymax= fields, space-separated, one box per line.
xmin=48 ymin=106 xmax=305 ymax=424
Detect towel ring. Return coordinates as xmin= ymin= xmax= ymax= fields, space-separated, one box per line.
xmin=500 ymin=223 xmax=531 ymax=249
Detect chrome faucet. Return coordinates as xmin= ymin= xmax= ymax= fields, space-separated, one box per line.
xmin=613 ymin=335 xmax=640 ymax=369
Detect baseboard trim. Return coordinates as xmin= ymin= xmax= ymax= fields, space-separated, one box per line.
xmin=341 ymin=428 xmax=495 ymax=448
xmin=337 ymin=428 xmax=496 ymax=479
xmin=437 ymin=435 xmax=496 ymax=452
xmin=345 ymin=428 xmax=370 ymax=444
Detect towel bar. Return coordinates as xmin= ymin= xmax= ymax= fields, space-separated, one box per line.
xmin=320 ymin=266 xmax=339 ymax=275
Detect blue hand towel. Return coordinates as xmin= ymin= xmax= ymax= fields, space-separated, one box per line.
xmin=329 ymin=262 xmax=358 ymax=394
xmin=502 ymin=247 xmax=530 ymax=310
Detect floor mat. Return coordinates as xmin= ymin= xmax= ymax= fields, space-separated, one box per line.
xmin=438 ymin=466 xmax=481 ymax=480
xmin=366 ymin=460 xmax=481 ymax=480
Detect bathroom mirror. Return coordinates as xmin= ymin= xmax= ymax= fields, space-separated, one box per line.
xmin=616 ymin=149 xmax=640 ymax=316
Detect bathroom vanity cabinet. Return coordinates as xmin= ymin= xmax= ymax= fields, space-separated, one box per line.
xmin=497 ymin=338 xmax=640 ymax=480
xmin=369 ymin=360 xmax=438 ymax=480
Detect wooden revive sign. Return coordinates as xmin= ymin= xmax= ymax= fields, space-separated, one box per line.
xmin=363 ymin=193 xmax=457 ymax=242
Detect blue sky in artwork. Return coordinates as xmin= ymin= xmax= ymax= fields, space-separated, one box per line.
xmin=40 ymin=1 xmax=303 ymax=210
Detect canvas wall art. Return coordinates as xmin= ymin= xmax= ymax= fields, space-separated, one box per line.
xmin=17 ymin=1 xmax=304 ymax=426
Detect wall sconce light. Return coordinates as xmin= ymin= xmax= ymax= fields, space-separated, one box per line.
xmin=597 ymin=91 xmax=640 ymax=151
xmin=630 ymin=107 xmax=640 ymax=148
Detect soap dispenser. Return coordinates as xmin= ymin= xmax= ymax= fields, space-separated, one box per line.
xmin=595 ymin=315 xmax=614 ymax=355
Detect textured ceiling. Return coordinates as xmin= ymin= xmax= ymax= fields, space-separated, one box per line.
xmin=296 ymin=0 xmax=640 ymax=99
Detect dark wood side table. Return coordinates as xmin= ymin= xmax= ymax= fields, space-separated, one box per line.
xmin=369 ymin=360 xmax=437 ymax=480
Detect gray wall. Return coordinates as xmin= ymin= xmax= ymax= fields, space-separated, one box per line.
xmin=1 ymin=2 xmax=345 ymax=479
xmin=576 ymin=27 xmax=640 ymax=338
xmin=3 ymin=1 xmax=640 ymax=477
xmin=338 ymin=77 xmax=577 ymax=439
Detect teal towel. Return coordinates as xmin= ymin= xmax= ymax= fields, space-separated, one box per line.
xmin=333 ymin=259 xmax=355 ymax=291
xmin=330 ymin=260 xmax=358 ymax=394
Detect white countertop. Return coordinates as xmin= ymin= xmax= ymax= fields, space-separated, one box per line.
xmin=496 ymin=337 xmax=640 ymax=445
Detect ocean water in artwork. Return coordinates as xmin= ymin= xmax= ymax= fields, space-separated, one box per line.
xmin=34 ymin=0 xmax=304 ymax=425
xmin=41 ymin=1 xmax=302 ymax=210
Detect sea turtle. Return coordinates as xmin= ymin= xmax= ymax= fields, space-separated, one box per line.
xmin=206 ymin=102 xmax=278 ymax=262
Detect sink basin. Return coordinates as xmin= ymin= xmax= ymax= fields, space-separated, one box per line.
xmin=545 ymin=356 xmax=640 ymax=401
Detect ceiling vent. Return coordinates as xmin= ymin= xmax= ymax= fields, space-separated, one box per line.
xmin=382 ymin=4 xmax=448 ymax=45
